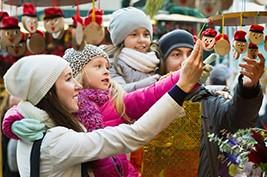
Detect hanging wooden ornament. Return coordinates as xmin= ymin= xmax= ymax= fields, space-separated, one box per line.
xmin=84 ymin=1 xmax=105 ymax=45
xmin=0 ymin=11 xmax=9 ymax=49
xmin=26 ymin=32 xmax=46 ymax=54
xmin=214 ymin=34 xmax=230 ymax=56
xmin=247 ymin=42 xmax=258 ymax=59
xmin=22 ymin=2 xmax=46 ymax=54
xmin=201 ymin=28 xmax=217 ymax=51
xmin=264 ymin=36 xmax=267 ymax=51
xmin=0 ymin=16 xmax=22 ymax=47
xmin=233 ymin=30 xmax=247 ymax=60
xmin=43 ymin=7 xmax=65 ymax=39
xmin=71 ymin=14 xmax=85 ymax=51
xmin=214 ymin=16 xmax=230 ymax=56
xmin=248 ymin=24 xmax=264 ymax=45
xmin=232 ymin=13 xmax=247 ymax=60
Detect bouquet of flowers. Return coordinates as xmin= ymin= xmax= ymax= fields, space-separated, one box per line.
xmin=208 ymin=128 xmax=267 ymax=177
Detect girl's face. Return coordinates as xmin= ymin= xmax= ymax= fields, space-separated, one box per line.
xmin=55 ymin=66 xmax=82 ymax=113
xmin=82 ymin=56 xmax=110 ymax=90
xmin=123 ymin=27 xmax=151 ymax=53
xmin=165 ymin=47 xmax=192 ymax=72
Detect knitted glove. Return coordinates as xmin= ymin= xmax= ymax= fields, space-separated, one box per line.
xmin=11 ymin=118 xmax=46 ymax=142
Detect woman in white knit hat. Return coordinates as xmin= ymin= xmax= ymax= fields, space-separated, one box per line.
xmin=3 ymin=51 xmax=203 ymax=177
xmin=106 ymin=7 xmax=160 ymax=92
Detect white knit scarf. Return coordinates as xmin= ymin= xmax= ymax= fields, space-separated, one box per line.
xmin=118 ymin=48 xmax=160 ymax=73
xmin=18 ymin=101 xmax=55 ymax=128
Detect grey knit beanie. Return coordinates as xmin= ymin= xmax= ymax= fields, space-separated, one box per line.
xmin=4 ymin=55 xmax=68 ymax=105
xmin=63 ymin=44 xmax=109 ymax=77
xmin=158 ymin=29 xmax=195 ymax=59
xmin=108 ymin=7 xmax=153 ymax=46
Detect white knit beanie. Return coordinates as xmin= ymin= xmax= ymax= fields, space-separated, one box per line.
xmin=4 ymin=55 xmax=69 ymax=105
xmin=108 ymin=7 xmax=153 ymax=46
xmin=63 ymin=44 xmax=109 ymax=77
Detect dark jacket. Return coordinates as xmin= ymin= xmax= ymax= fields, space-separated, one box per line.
xmin=190 ymin=76 xmax=263 ymax=177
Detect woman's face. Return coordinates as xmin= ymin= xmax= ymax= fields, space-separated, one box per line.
xmin=123 ymin=27 xmax=151 ymax=53
xmin=82 ymin=57 xmax=110 ymax=90
xmin=165 ymin=47 xmax=192 ymax=72
xmin=55 ymin=66 xmax=82 ymax=113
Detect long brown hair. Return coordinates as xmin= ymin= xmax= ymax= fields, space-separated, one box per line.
xmin=36 ymin=85 xmax=84 ymax=132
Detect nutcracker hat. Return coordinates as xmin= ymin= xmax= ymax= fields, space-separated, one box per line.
xmin=248 ymin=42 xmax=258 ymax=49
xmin=234 ymin=30 xmax=247 ymax=42
xmin=215 ymin=34 xmax=229 ymax=43
xmin=22 ymin=2 xmax=37 ymax=17
xmin=0 ymin=16 xmax=20 ymax=29
xmin=202 ymin=28 xmax=217 ymax=37
xmin=44 ymin=7 xmax=64 ymax=20
xmin=249 ymin=24 xmax=264 ymax=33
xmin=0 ymin=11 xmax=8 ymax=21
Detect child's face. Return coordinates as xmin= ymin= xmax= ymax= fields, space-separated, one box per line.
xmin=82 ymin=57 xmax=110 ymax=90
xmin=55 ymin=66 xmax=82 ymax=113
xmin=123 ymin=27 xmax=151 ymax=53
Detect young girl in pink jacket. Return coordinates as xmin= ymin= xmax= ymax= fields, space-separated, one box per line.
xmin=2 ymin=44 xmax=199 ymax=177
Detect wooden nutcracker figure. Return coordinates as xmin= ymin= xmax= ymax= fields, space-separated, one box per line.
xmin=6 ymin=37 xmax=26 ymax=57
xmin=0 ymin=11 xmax=9 ymax=48
xmin=247 ymin=42 xmax=258 ymax=59
xmin=214 ymin=33 xmax=230 ymax=56
xmin=84 ymin=8 xmax=105 ymax=45
xmin=44 ymin=7 xmax=71 ymax=56
xmin=248 ymin=24 xmax=264 ymax=45
xmin=22 ymin=2 xmax=45 ymax=54
xmin=201 ymin=28 xmax=217 ymax=51
xmin=0 ymin=16 xmax=22 ymax=47
xmin=233 ymin=30 xmax=247 ymax=59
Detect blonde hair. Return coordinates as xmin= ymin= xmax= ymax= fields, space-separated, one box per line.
xmin=109 ymin=80 xmax=132 ymax=123
xmin=75 ymin=66 xmax=132 ymax=123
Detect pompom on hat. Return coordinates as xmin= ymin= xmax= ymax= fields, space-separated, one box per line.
xmin=44 ymin=7 xmax=64 ymax=20
xmin=108 ymin=7 xmax=152 ymax=46
xmin=63 ymin=44 xmax=109 ymax=77
xmin=202 ymin=28 xmax=217 ymax=37
xmin=249 ymin=24 xmax=264 ymax=33
xmin=4 ymin=55 xmax=69 ymax=105
xmin=0 ymin=16 xmax=19 ymax=29
xmin=22 ymin=2 xmax=37 ymax=17
xmin=0 ymin=11 xmax=8 ymax=21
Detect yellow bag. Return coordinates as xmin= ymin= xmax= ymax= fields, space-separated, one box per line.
xmin=141 ymin=101 xmax=201 ymax=177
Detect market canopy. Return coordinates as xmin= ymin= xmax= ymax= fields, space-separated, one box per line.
xmin=155 ymin=13 xmax=208 ymax=23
